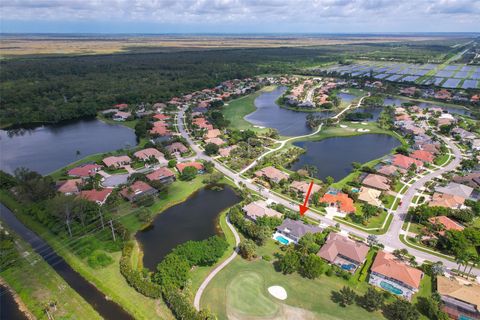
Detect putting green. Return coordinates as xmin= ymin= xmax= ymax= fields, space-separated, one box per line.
xmin=226 ymin=271 xmax=279 ymax=318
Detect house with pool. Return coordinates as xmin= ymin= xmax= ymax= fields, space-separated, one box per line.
xmin=437 ymin=275 xmax=480 ymax=320
xmin=273 ymin=218 xmax=322 ymax=245
xmin=369 ymin=251 xmax=423 ymax=301
xmin=317 ymin=232 xmax=369 ymax=273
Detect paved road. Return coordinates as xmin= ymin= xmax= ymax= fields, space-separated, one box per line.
xmin=177 ymin=99 xmax=478 ymax=310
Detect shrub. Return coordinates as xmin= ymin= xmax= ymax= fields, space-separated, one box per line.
xmin=87 ymin=251 xmax=113 ymax=269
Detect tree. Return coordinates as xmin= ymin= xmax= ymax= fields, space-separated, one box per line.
xmin=180 ymin=166 xmax=198 ymax=181
xmin=297 ymin=233 xmax=321 ymax=254
xmin=302 ymin=164 xmax=318 ymax=177
xmin=352 ymin=162 xmax=362 ymax=170
xmin=383 ymin=299 xmax=420 ymax=320
xmin=204 ymin=143 xmax=219 ymax=156
xmin=360 ymin=287 xmax=384 ymax=311
xmin=154 ymin=253 xmax=190 ymax=290
xmin=278 ymin=250 xmax=301 ymax=274
xmin=168 ymin=159 xmax=177 ymax=168
xmin=416 ymin=297 xmax=449 ymax=320
xmin=367 ymin=235 xmax=379 ymax=246
xmin=332 ymin=286 xmax=356 ymax=307
xmin=325 ymin=176 xmax=334 ymax=185
xmin=238 ymin=239 xmax=257 ymax=260
xmin=0 ymin=170 xmax=17 ymax=189
xmin=203 ymin=172 xmax=223 ymax=186
xmin=299 ymin=254 xmax=324 ymax=279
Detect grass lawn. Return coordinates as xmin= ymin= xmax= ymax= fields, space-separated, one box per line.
xmin=0 ymin=230 xmax=101 ymax=320
xmin=222 ymin=86 xmax=276 ymax=132
xmin=201 ymin=256 xmax=386 ymax=320
xmin=0 ymin=191 xmax=174 ymax=320
xmin=434 ymin=153 xmax=451 ymax=166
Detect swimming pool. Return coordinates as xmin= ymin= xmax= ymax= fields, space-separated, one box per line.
xmin=351 ymin=188 xmax=360 ymax=193
xmin=275 ymin=235 xmax=290 ymax=245
xmin=380 ymin=281 xmax=403 ymax=295
xmin=341 ymin=264 xmax=356 ymax=271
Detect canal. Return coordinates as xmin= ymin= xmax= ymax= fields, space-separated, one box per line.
xmin=0 ymin=203 xmax=133 ymax=320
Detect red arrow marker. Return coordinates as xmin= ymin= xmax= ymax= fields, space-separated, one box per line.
xmin=299 ymin=180 xmax=314 ymax=216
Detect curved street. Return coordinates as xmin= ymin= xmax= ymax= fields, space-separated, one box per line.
xmin=177 ymin=97 xmax=479 ymax=310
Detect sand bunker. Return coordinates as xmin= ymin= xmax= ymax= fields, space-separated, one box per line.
xmin=268 ymin=286 xmax=287 ymax=300
xmin=340 ymin=125 xmax=348 ymax=128
xmin=357 ymin=128 xmax=370 ymax=132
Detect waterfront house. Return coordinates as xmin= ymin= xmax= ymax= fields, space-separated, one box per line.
xmin=274 ymin=218 xmax=322 ymax=244
xmin=103 ymin=155 xmax=131 ymax=168
xmin=79 ymin=188 xmax=113 ymax=206
xmin=146 ymin=167 xmax=176 ymax=184
xmin=112 ymin=111 xmax=132 ymax=121
xmin=410 ymin=150 xmax=435 ymax=164
xmin=358 ymin=187 xmax=382 ymax=207
xmin=254 ymin=166 xmax=289 ymax=184
xmin=134 ymin=148 xmax=167 ymax=165
xmin=120 ymin=181 xmax=158 ymax=202
xmin=369 ymin=251 xmax=423 ymax=301
xmin=435 ymin=89 xmax=452 ymax=100
xmin=317 ymin=232 xmax=369 ymax=272
xmin=377 ymin=164 xmax=404 ymax=177
xmin=68 ymin=164 xmax=102 ymax=178
xmin=290 ymin=181 xmax=321 ymax=198
xmin=176 ymin=161 xmax=204 ymax=174
xmin=320 ymin=192 xmax=356 ymax=214
xmin=362 ymin=174 xmax=391 ymax=191
xmin=113 ymin=103 xmax=128 ymax=110
xmin=392 ymin=154 xmax=423 ymax=171
xmin=242 ymin=200 xmax=282 ymax=221
xmin=56 ymin=179 xmax=82 ymax=195
xmin=437 ymin=275 xmax=480 ymax=320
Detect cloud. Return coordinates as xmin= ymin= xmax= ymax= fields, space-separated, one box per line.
xmin=1 ymin=0 xmax=479 ymax=32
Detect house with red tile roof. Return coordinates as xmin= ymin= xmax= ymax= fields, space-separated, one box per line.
xmin=153 ymin=114 xmax=170 ymax=121
xmin=320 ymin=192 xmax=356 ymax=214
xmin=400 ymin=87 xmax=417 ymax=96
xmin=242 ymin=200 xmax=282 ymax=221
xmin=317 ymin=232 xmax=369 ymax=272
xmin=362 ymin=174 xmax=391 ymax=191
xmin=150 ymin=121 xmax=171 ymax=136
xmin=79 ymin=188 xmax=113 ymax=205
xmin=103 ymin=155 xmax=131 ymax=168
xmin=392 ymin=154 xmax=423 ymax=170
xmin=437 ymin=275 xmax=480 ymax=320
xmin=410 ymin=150 xmax=435 ymax=163
xmin=369 ymin=251 xmax=424 ymax=300
xmin=57 ymin=179 xmax=82 ymax=195
xmin=435 ymin=89 xmax=452 ymax=100
xmin=146 ymin=167 xmax=176 ymax=184
xmin=176 ymin=162 xmax=204 ymax=173
xmin=428 ymin=216 xmax=464 ymax=233
xmin=120 ymin=181 xmax=158 ymax=202
xmin=192 ymin=117 xmax=213 ymax=130
xmin=68 ymin=164 xmax=102 ymax=178
xmin=254 ymin=166 xmax=289 ymax=183
xmin=377 ymin=165 xmax=403 ymax=177
xmin=113 ymin=103 xmax=128 ymax=110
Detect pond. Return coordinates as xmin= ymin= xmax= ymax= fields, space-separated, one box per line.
xmin=0 ymin=285 xmax=28 ymax=320
xmin=383 ymin=97 xmax=470 ymax=116
xmin=346 ymin=106 xmax=383 ymax=121
xmin=136 ymin=186 xmax=242 ymax=270
xmin=290 ymin=134 xmax=401 ymax=181
xmin=337 ymin=92 xmax=356 ymax=105
xmin=0 ymin=119 xmax=137 ymax=175
xmin=245 ymin=86 xmax=333 ymax=136
xmin=0 ymin=204 xmax=132 ymax=320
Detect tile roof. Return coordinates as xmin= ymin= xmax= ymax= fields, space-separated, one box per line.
xmin=429 ymin=193 xmax=465 ymax=209
xmin=371 ymin=251 xmax=423 ymax=289
xmin=57 ymin=179 xmax=82 ymax=194
xmin=68 ymin=164 xmax=102 ymax=177
xmin=318 ymin=232 xmax=369 ymax=264
xmin=205 ymin=129 xmax=221 ymax=139
xmin=120 ymin=181 xmax=155 ymax=199
xmin=134 ymin=148 xmax=164 ymax=161
xmin=204 ymin=137 xmax=226 ymax=146
xmin=410 ymin=150 xmax=435 ymax=163
xmin=362 ymin=174 xmax=391 ymax=191
xmin=437 ymin=276 xmax=480 ymax=308
xmin=242 ymin=201 xmax=282 ymax=220
xmin=436 ymin=182 xmax=474 ymax=199
xmin=276 ymin=218 xmax=322 ymax=239
xmin=428 ymin=216 xmax=464 ymax=231
xmin=290 ymin=181 xmax=321 ymax=195
xmin=103 ymin=155 xmax=131 ymax=167
xmin=79 ymin=188 xmax=113 ymax=204
xmin=392 ymin=154 xmax=423 ymax=170
xmin=146 ymin=167 xmax=175 ymax=181
xmin=320 ymin=192 xmax=356 ymax=214
xmin=176 ymin=161 xmax=204 ymax=173
xmin=358 ymin=187 xmax=382 ymax=206
xmin=254 ymin=166 xmax=289 ymax=183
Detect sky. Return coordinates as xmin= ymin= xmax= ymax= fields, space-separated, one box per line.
xmin=1 ymin=0 xmax=479 ymax=34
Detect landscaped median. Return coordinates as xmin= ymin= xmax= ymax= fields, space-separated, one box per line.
xmin=335 ymin=212 xmax=394 ymax=235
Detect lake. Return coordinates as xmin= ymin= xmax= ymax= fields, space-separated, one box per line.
xmin=245 ymin=86 xmax=333 ymax=136
xmin=383 ymin=97 xmax=470 ymax=116
xmin=136 ymin=186 xmax=241 ymax=270
xmin=347 ymin=106 xmax=383 ymax=121
xmin=0 ymin=119 xmax=137 ymax=175
xmin=290 ymin=134 xmax=401 ymax=181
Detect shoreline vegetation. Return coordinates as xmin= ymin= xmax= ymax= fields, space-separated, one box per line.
xmin=0 ymin=278 xmax=36 ymax=320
